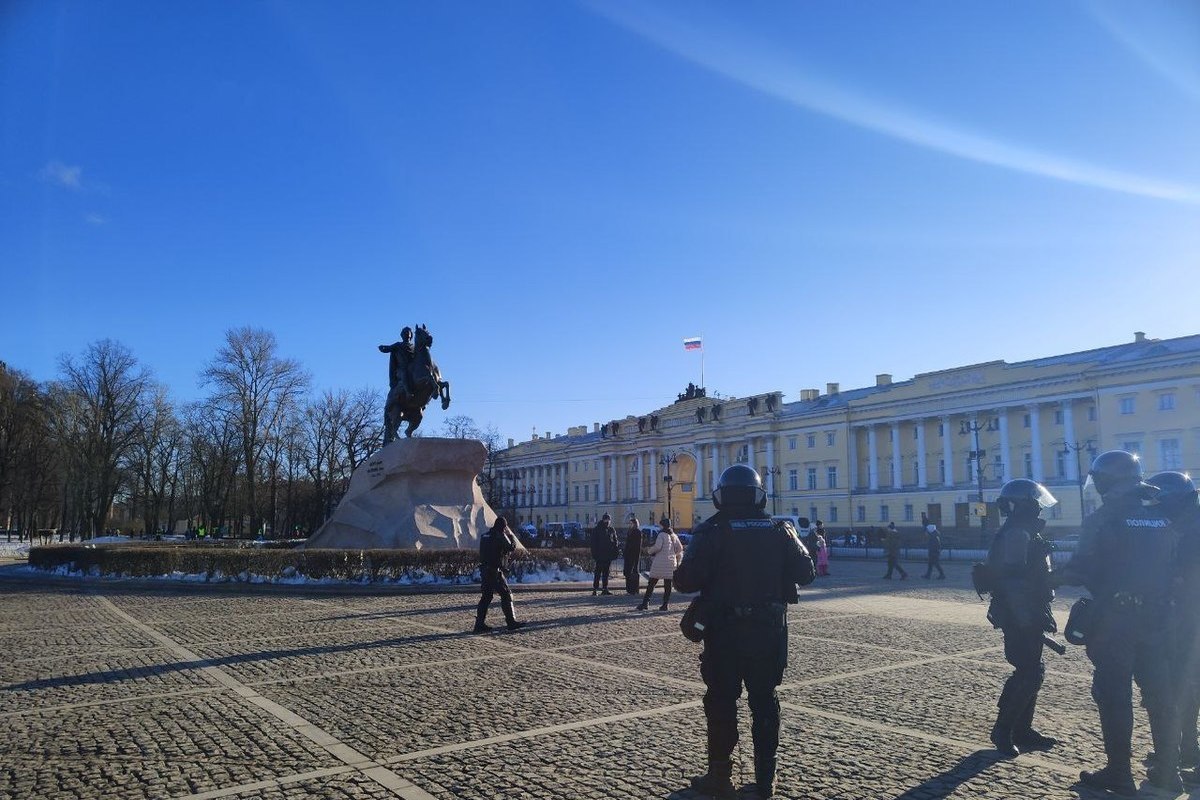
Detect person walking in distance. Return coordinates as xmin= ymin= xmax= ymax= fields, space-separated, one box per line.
xmin=883 ymin=522 xmax=907 ymax=579
xmin=591 ymin=513 xmax=619 ymax=596
xmin=923 ymin=523 xmax=945 ymax=579
xmin=985 ymin=479 xmax=1058 ymax=757
xmin=674 ymin=465 xmax=814 ymax=799
xmin=473 ymin=516 xmax=528 ymax=633
xmin=637 ymin=522 xmax=684 ymax=611
xmin=623 ymin=516 xmax=643 ymax=595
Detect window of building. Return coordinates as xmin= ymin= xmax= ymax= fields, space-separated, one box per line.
xmin=1159 ymin=393 xmax=1176 ymax=411
xmin=826 ymin=466 xmax=838 ymax=489
xmin=1023 ymin=413 xmax=1031 ymax=428
xmin=913 ymin=461 xmax=920 ymax=484
xmin=583 ymin=485 xmax=589 ymax=501
xmin=939 ymin=459 xmax=946 ymax=483
xmin=826 ymin=432 xmax=836 ymax=447
xmin=1054 ymin=409 xmax=1063 ymax=425
xmin=904 ymin=504 xmax=914 ymax=522
xmin=1024 ymin=452 xmax=1033 ymax=478
xmin=806 ymin=434 xmax=816 ymax=448
xmin=1119 ymin=397 xmax=1135 ymax=415
xmin=888 ymin=428 xmax=894 ymax=442
xmin=880 ymin=505 xmax=890 ymax=522
xmin=913 ymin=425 xmax=919 ymax=439
xmin=856 ymin=505 xmax=866 ymax=523
xmin=938 ymin=422 xmax=944 ymax=437
xmin=829 ymin=506 xmax=839 ymax=523
xmin=788 ymin=436 xmax=797 ymax=450
xmin=736 ymin=444 xmax=749 ymax=462
xmin=1055 ymin=451 xmax=1066 ymax=478
xmin=810 ymin=506 xmax=819 ymax=522
xmin=807 ymin=468 xmax=817 ymax=490
xmin=788 ymin=469 xmax=798 ymax=491
xmin=1122 ymin=441 xmax=1141 ymax=456
xmin=574 ymin=485 xmax=579 ymax=502
xmin=1088 ymin=405 xmax=1097 ymax=421
xmin=1160 ymin=439 xmax=1182 ymax=469
xmin=993 ymin=454 xmax=1004 ymax=480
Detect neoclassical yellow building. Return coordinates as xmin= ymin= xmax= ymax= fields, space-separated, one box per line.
xmin=494 ymin=332 xmax=1200 ymax=535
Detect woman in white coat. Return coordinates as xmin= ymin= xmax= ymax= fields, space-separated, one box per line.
xmin=636 ymin=522 xmax=685 ymax=611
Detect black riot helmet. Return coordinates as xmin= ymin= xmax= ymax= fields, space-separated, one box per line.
xmin=1086 ymin=450 xmax=1142 ymax=497
xmin=712 ymin=464 xmax=767 ymax=511
xmin=1146 ymin=471 xmax=1198 ymax=519
xmin=996 ymin=478 xmax=1058 ymax=518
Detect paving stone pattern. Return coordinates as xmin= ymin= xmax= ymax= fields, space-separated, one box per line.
xmin=0 ymin=561 xmax=1187 ymax=798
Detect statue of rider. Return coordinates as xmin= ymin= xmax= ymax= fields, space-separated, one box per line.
xmin=379 ymin=327 xmax=415 ymax=404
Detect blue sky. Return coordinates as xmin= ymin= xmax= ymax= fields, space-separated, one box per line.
xmin=2 ymin=0 xmax=1198 ymax=443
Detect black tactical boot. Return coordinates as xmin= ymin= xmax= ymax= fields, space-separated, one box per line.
xmin=989 ymin=723 xmax=1019 ymax=758
xmin=748 ymin=754 xmax=776 ymax=798
xmin=1147 ymin=764 xmax=1184 ymax=794
xmin=472 ymin=622 xmax=492 ymax=634
xmin=1012 ymin=730 xmax=1057 ymax=750
xmin=1079 ymin=766 xmax=1136 ymax=797
xmin=689 ymin=773 xmax=737 ymax=800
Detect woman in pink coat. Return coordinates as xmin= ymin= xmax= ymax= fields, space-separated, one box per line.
xmin=816 ymin=532 xmax=830 ymax=576
xmin=636 ymin=523 xmax=685 ymax=611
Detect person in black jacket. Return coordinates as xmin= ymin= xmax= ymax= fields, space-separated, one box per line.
xmin=923 ymin=523 xmax=945 ymax=579
xmin=985 ymin=479 xmax=1058 ymax=757
xmin=1145 ymin=471 xmax=1200 ymax=781
xmin=590 ymin=513 xmax=618 ymax=596
xmin=674 ymin=465 xmax=813 ymax=799
xmin=1057 ymin=451 xmax=1180 ymax=795
xmin=623 ymin=517 xmax=643 ymax=595
xmin=473 ymin=516 xmax=528 ymax=633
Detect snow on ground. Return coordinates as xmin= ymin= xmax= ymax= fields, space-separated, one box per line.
xmin=0 ymin=541 xmax=30 ymax=558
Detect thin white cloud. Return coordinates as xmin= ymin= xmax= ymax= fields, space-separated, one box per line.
xmin=40 ymin=160 xmax=83 ymax=190
xmin=589 ymin=2 xmax=1200 ymax=205
xmin=1085 ymin=0 xmax=1200 ymax=103
xmin=84 ymin=212 xmax=107 ymax=226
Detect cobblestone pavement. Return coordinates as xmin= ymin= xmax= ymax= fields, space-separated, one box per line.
xmin=0 ymin=560 xmax=1192 ymax=799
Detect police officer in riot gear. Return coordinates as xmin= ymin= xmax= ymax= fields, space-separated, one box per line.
xmin=473 ymin=516 xmax=528 ymax=633
xmin=1058 ymin=450 xmax=1180 ymax=795
xmin=986 ymin=478 xmax=1059 ymax=757
xmin=673 ymin=465 xmax=813 ymax=799
xmin=1145 ymin=471 xmax=1200 ymax=780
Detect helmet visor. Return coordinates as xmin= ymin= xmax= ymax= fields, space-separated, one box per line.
xmin=1033 ymin=483 xmax=1059 ymax=509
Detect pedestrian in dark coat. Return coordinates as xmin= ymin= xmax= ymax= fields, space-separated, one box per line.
xmin=623 ymin=518 xmax=643 ymax=595
xmin=474 ymin=516 xmax=528 ymax=633
xmin=883 ymin=522 xmax=908 ymax=579
xmin=923 ymin=524 xmax=945 ymax=579
xmin=590 ymin=513 xmax=618 ymax=595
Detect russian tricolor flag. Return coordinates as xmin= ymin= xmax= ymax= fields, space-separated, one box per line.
xmin=683 ymin=337 xmax=702 ymax=351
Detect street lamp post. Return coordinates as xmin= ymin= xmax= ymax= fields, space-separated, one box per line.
xmin=660 ymin=451 xmax=678 ymax=526
xmin=764 ymin=465 xmax=781 ymax=516
xmin=960 ymin=416 xmax=999 ymax=542
xmin=1060 ymin=439 xmax=1094 ymax=521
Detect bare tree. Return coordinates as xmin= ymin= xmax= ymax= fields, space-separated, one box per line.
xmin=201 ymin=327 xmax=309 ymax=536
xmin=51 ymin=340 xmax=152 ymax=537
xmin=180 ymin=400 xmax=240 ymax=534
xmin=0 ymin=363 xmax=59 ymax=538
xmin=438 ymin=414 xmax=504 ymax=506
xmin=130 ymin=385 xmax=181 ymax=536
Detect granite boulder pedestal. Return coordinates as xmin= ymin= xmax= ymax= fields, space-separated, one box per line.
xmin=304 ymin=437 xmax=496 ymax=550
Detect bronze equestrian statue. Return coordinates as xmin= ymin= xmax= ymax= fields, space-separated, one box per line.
xmin=379 ymin=324 xmax=451 ymax=443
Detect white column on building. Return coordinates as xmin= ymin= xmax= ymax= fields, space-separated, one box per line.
xmin=713 ymin=442 xmax=722 ymax=484
xmin=636 ymin=452 xmax=645 ymax=501
xmin=1028 ymin=404 xmax=1044 ymax=482
xmin=695 ymin=445 xmax=706 ymax=499
xmin=890 ymin=422 xmax=902 ymax=488
xmin=536 ymin=465 xmax=544 ymax=507
xmin=766 ymin=437 xmax=776 ymax=502
xmin=997 ymin=410 xmax=1011 ymax=482
xmin=867 ymin=425 xmax=879 ymax=491
xmin=916 ymin=420 xmax=928 ymax=488
xmin=611 ymin=454 xmax=619 ymax=502
xmin=598 ymin=458 xmax=607 ymax=504
xmin=1063 ymin=400 xmax=1078 ymax=481
xmin=849 ymin=428 xmax=860 ymax=489
xmin=649 ymin=451 xmax=658 ymax=501
xmin=561 ymin=462 xmax=568 ymax=504
xmin=942 ymin=416 xmax=954 ymax=486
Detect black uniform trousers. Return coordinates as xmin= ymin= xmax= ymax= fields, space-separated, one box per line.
xmin=699 ymin=608 xmax=788 ymax=780
xmin=924 ymin=551 xmax=944 ymax=579
xmin=1176 ymin=619 xmax=1200 ymax=763
xmin=1086 ymin=602 xmax=1176 ymax=771
xmin=593 ymin=560 xmax=612 ymax=592
xmin=475 ymin=566 xmax=515 ymax=626
xmin=997 ymin=625 xmax=1045 ymax=734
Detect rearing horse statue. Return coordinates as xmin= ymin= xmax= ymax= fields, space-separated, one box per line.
xmin=383 ymin=324 xmax=451 ymax=443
